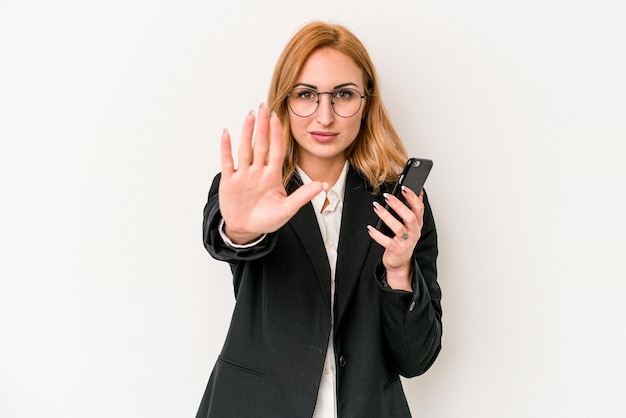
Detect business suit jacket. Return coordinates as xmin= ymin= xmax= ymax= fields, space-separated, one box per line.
xmin=197 ymin=165 xmax=442 ymax=418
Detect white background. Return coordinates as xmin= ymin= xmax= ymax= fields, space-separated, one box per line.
xmin=1 ymin=0 xmax=625 ymax=417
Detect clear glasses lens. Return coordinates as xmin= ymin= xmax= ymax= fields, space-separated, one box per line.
xmin=288 ymin=88 xmax=364 ymax=118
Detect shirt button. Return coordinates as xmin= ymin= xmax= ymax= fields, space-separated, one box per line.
xmin=323 ymin=368 xmax=330 ymax=376
xmin=339 ymin=355 xmax=347 ymax=367
xmin=409 ymin=301 xmax=416 ymax=312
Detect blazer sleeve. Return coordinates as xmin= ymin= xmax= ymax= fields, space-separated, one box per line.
xmin=376 ymin=190 xmax=443 ymax=377
xmin=202 ymin=173 xmax=278 ymax=262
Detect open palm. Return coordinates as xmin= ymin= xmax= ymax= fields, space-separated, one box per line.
xmin=218 ymin=104 xmax=325 ymax=245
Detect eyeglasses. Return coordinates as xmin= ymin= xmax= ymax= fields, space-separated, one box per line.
xmin=287 ymin=87 xmax=366 ymax=118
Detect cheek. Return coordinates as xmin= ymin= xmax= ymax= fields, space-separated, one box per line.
xmin=346 ymin=118 xmax=363 ymax=139
xmin=289 ymin=115 xmax=310 ymax=140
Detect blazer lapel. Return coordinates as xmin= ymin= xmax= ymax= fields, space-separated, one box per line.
xmin=286 ymin=176 xmax=332 ymax=312
xmin=334 ymin=167 xmax=382 ymax=330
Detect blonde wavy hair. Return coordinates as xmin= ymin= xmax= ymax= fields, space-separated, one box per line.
xmin=267 ymin=21 xmax=408 ymax=194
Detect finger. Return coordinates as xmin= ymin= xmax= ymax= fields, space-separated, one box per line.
xmin=220 ymin=128 xmax=235 ymax=177
xmin=252 ymin=103 xmax=271 ymax=167
xmin=267 ymin=110 xmax=285 ymax=169
xmin=237 ymin=110 xmax=256 ymax=170
xmin=401 ymin=188 xmax=425 ymax=227
xmin=400 ymin=187 xmax=424 ymax=214
xmin=367 ymin=224 xmax=395 ymax=247
xmin=382 ymin=193 xmax=416 ymax=227
xmin=373 ymin=201 xmax=405 ymax=236
xmin=282 ymin=182 xmax=325 ymax=217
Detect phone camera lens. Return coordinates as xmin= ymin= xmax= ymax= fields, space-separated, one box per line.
xmin=413 ymin=160 xmax=421 ymax=167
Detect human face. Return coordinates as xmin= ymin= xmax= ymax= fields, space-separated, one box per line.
xmin=288 ymin=48 xmax=366 ymax=171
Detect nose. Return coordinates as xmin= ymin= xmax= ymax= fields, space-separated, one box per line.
xmin=316 ymin=92 xmax=335 ymax=125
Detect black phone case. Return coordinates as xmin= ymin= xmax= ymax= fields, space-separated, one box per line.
xmin=375 ymin=158 xmax=433 ymax=237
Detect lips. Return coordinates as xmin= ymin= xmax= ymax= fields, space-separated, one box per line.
xmin=309 ymin=131 xmax=338 ymax=143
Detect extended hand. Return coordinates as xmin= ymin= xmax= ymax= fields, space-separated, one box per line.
xmin=218 ymin=104 xmax=325 ymax=244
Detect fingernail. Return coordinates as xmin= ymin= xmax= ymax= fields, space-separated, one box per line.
xmin=401 ymin=186 xmax=408 ymax=193
xmin=270 ymin=111 xmax=278 ymax=118
xmin=248 ymin=109 xmax=255 ymax=116
xmin=373 ymin=201 xmax=381 ymax=210
xmin=322 ymin=182 xmax=329 ymax=190
xmin=383 ymin=193 xmax=392 ymax=201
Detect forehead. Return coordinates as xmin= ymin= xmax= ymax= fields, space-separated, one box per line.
xmin=296 ymin=48 xmax=365 ymax=88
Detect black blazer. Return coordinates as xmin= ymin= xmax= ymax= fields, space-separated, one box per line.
xmin=197 ymin=166 xmax=442 ymax=418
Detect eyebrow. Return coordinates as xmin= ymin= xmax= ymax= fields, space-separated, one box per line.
xmin=293 ymin=82 xmax=360 ymax=90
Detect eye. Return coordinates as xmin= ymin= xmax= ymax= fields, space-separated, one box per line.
xmin=334 ymin=89 xmax=356 ymax=101
xmin=293 ymin=88 xmax=317 ymax=101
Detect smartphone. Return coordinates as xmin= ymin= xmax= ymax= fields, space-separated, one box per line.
xmin=375 ymin=158 xmax=433 ymax=237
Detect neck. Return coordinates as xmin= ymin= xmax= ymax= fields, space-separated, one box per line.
xmin=298 ymin=158 xmax=347 ymax=188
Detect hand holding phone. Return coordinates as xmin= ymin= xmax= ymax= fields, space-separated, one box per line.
xmin=375 ymin=158 xmax=433 ymax=237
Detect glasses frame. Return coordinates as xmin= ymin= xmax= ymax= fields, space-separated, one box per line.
xmin=286 ymin=88 xmax=367 ymax=118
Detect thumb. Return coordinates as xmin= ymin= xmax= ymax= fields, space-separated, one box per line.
xmin=282 ymin=181 xmax=326 ymax=217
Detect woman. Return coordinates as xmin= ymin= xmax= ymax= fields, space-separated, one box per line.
xmin=197 ymin=21 xmax=442 ymax=418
